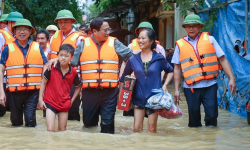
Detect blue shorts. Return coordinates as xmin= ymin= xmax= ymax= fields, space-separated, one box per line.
xmin=45 ymin=103 xmax=60 ymax=114
xmin=132 ymin=104 xmax=155 ymax=115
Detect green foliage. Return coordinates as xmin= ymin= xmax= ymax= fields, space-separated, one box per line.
xmin=95 ymin=0 xmax=123 ymax=10
xmin=4 ymin=0 xmax=82 ymax=29
xmin=162 ymin=0 xmax=225 ymax=33
xmin=82 ymin=4 xmax=102 ymax=21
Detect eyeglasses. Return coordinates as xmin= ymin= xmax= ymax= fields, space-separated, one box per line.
xmin=16 ymin=28 xmax=30 ymax=32
xmin=185 ymin=24 xmax=200 ymax=29
xmin=101 ymin=28 xmax=111 ymax=33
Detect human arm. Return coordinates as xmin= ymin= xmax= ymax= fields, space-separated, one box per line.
xmin=0 ymin=64 xmax=6 ymax=106
xmin=38 ymin=76 xmax=48 ymax=110
xmin=218 ymin=56 xmax=236 ymax=95
xmin=173 ymin=64 xmax=183 ymax=105
xmin=71 ymin=41 xmax=84 ymax=67
xmin=114 ymin=39 xmax=133 ymax=62
xmin=71 ymin=74 xmax=82 ymax=104
xmin=71 ymin=86 xmax=81 ymax=105
xmin=155 ymin=44 xmax=166 ymax=58
xmin=161 ymin=59 xmax=174 ymax=92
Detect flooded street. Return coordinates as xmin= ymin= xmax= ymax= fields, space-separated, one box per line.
xmin=0 ymin=85 xmax=249 ymax=149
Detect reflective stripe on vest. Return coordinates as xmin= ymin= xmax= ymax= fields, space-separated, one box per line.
xmin=0 ymin=30 xmax=15 ymax=50
xmin=81 ymin=69 xmax=119 ymax=74
xmin=5 ymin=42 xmax=43 ymax=92
xmin=82 ymin=79 xmax=119 ymax=83
xmin=50 ymin=30 xmax=84 ymax=59
xmin=80 ymin=60 xmax=119 ymax=65
xmin=79 ymin=37 xmax=119 ymax=89
xmin=176 ymin=32 xmax=221 ymax=85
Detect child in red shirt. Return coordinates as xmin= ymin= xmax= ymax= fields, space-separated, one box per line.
xmin=38 ymin=44 xmax=82 ymax=132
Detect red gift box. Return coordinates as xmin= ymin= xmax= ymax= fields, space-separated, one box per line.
xmin=117 ymin=75 xmax=136 ymax=111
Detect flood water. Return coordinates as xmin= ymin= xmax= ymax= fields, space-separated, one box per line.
xmin=0 ymin=85 xmax=249 ymax=149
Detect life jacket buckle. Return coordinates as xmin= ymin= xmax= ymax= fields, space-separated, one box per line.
xmin=97 ymin=79 xmax=102 ymax=83
xmin=23 ymin=74 xmax=28 ymax=77
xmin=200 ymin=63 xmax=204 ymax=67
xmin=97 ymin=69 xmax=102 ymax=73
xmin=23 ymin=83 xmax=28 ymax=87
xmin=200 ymin=55 xmax=204 ymax=59
xmin=97 ymin=59 xmax=103 ymax=64
xmin=202 ymin=72 xmax=207 ymax=76
xmin=189 ymin=57 xmax=193 ymax=62
xmin=24 ymin=64 xmax=28 ymax=68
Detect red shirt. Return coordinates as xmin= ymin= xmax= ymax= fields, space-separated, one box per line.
xmin=43 ymin=63 xmax=81 ymax=112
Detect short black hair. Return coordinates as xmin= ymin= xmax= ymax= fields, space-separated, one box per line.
xmin=59 ymin=44 xmax=74 ymax=56
xmin=79 ymin=24 xmax=87 ymax=30
xmin=140 ymin=28 xmax=156 ymax=50
xmin=36 ymin=29 xmax=49 ymax=40
xmin=90 ymin=18 xmax=105 ymax=32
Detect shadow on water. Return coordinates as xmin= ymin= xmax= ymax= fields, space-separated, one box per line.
xmin=0 ymin=85 xmax=250 ymax=149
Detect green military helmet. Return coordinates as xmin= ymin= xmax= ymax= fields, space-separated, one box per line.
xmin=11 ymin=19 xmax=35 ymax=35
xmin=0 ymin=14 xmax=9 ymax=22
xmin=54 ymin=9 xmax=76 ymax=23
xmin=4 ymin=12 xmax=23 ymax=22
xmin=135 ymin=22 xmax=154 ymax=35
xmin=182 ymin=14 xmax=204 ymax=28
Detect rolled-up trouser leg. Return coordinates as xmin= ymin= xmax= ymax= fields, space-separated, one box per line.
xmin=68 ymin=86 xmax=81 ymax=121
xmin=23 ymin=90 xmax=39 ymax=127
xmin=9 ymin=92 xmax=24 ymax=126
xmin=201 ymin=84 xmax=218 ymax=126
xmin=100 ymin=88 xmax=118 ymax=134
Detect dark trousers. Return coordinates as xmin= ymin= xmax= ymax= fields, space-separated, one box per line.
xmin=8 ymin=90 xmax=39 ymax=127
xmin=68 ymin=86 xmax=81 ymax=121
xmin=82 ymin=87 xmax=118 ymax=134
xmin=184 ymin=84 xmax=218 ymax=127
xmin=0 ymin=83 xmax=10 ymax=117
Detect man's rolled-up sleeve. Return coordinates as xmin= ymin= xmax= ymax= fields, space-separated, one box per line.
xmin=71 ymin=41 xmax=84 ymax=67
xmin=114 ymin=39 xmax=133 ymax=62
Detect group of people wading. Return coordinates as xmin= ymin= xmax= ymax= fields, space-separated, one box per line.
xmin=0 ymin=9 xmax=236 ymax=133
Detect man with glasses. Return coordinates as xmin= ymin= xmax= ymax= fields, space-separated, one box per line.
xmin=0 ymin=12 xmax=23 ymax=117
xmin=172 ymin=14 xmax=236 ymax=127
xmin=47 ymin=9 xmax=85 ymax=121
xmin=48 ymin=17 xmax=133 ymax=133
xmin=73 ymin=17 xmax=133 ymax=134
xmin=0 ymin=19 xmax=48 ymax=127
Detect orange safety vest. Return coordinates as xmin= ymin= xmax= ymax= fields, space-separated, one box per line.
xmin=5 ymin=42 xmax=43 ymax=92
xmin=0 ymin=29 xmax=15 ymax=50
xmin=176 ymin=32 xmax=221 ymax=85
xmin=50 ymin=30 xmax=85 ymax=59
xmin=79 ymin=37 xmax=119 ymax=89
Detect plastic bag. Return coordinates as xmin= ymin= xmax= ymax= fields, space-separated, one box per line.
xmin=155 ymin=104 xmax=183 ymax=119
xmin=146 ymin=89 xmax=173 ymax=110
xmin=146 ymin=88 xmax=183 ymax=119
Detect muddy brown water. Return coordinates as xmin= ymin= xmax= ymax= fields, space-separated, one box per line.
xmin=0 ymin=85 xmax=249 ymax=149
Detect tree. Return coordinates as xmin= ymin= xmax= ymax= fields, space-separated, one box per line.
xmin=162 ymin=0 xmax=225 ymax=32
xmin=4 ymin=0 xmax=83 ymax=29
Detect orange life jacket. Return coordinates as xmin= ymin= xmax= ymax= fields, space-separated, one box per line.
xmin=176 ymin=32 xmax=221 ymax=85
xmin=50 ymin=30 xmax=85 ymax=59
xmin=155 ymin=40 xmax=161 ymax=45
xmin=131 ymin=38 xmax=161 ymax=52
xmin=5 ymin=42 xmax=43 ymax=92
xmin=0 ymin=29 xmax=15 ymax=50
xmin=79 ymin=37 xmax=119 ymax=89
